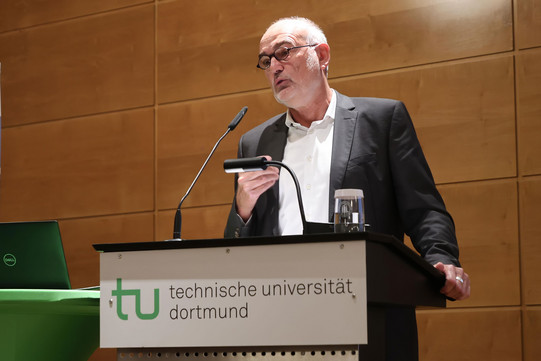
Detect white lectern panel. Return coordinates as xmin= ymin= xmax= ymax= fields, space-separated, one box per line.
xmin=100 ymin=240 xmax=367 ymax=348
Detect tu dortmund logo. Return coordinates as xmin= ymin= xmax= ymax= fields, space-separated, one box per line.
xmin=112 ymin=278 xmax=160 ymax=320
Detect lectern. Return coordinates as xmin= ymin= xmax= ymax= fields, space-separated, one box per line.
xmin=94 ymin=232 xmax=445 ymax=361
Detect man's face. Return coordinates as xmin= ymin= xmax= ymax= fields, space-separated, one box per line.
xmin=259 ymin=23 xmax=321 ymax=108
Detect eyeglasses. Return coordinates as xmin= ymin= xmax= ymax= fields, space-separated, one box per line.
xmin=257 ymin=44 xmax=318 ymax=70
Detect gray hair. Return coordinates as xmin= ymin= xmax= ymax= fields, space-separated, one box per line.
xmin=268 ymin=17 xmax=328 ymax=46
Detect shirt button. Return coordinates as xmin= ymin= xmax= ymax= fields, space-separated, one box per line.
xmin=306 ymin=184 xmax=312 ymax=190
xmin=307 ymin=155 xmax=312 ymax=162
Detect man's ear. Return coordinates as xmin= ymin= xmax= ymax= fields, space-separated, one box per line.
xmin=316 ymin=43 xmax=331 ymax=70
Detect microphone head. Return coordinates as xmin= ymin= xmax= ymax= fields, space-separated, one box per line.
xmin=228 ymin=106 xmax=248 ymax=131
xmin=223 ymin=157 xmax=268 ymax=173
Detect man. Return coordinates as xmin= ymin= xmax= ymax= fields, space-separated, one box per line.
xmin=224 ymin=16 xmax=470 ymax=359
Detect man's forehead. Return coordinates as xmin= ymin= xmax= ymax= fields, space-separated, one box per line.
xmin=260 ymin=33 xmax=295 ymax=50
xmin=260 ymin=23 xmax=307 ymax=50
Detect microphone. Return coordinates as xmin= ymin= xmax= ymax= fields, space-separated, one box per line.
xmin=171 ymin=106 xmax=248 ymax=240
xmin=227 ymin=106 xmax=247 ymax=131
xmin=223 ymin=157 xmax=268 ymax=173
xmin=224 ymin=157 xmax=317 ymax=235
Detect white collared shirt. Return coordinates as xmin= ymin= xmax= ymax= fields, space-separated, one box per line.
xmin=278 ymin=90 xmax=337 ymax=235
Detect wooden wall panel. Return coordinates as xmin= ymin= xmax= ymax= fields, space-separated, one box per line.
xmin=59 ymin=213 xmax=154 ymax=288
xmin=0 ymin=5 xmax=154 ymax=126
xmin=416 ymin=308 xmax=522 ymax=361
xmin=332 ymin=56 xmax=516 ymax=184
xmin=0 ymin=1 xmax=537 ymax=360
xmin=0 ymin=109 xmax=155 ymax=221
xmin=157 ymin=210 xmax=175 ymax=241
xmin=157 ymin=91 xmax=285 ymax=210
xmin=517 ymin=49 xmax=541 ymax=176
xmin=523 ymin=307 xmax=541 ymax=361
xmin=0 ymin=0 xmax=151 ymax=33
xmin=157 ymin=0 xmax=512 ymax=103
xmin=157 ymin=205 xmax=231 ymax=241
xmin=520 ymin=177 xmax=541 ymax=305
xmin=437 ymin=180 xmax=520 ymax=307
xmin=517 ymin=0 xmax=541 ymax=49
xmin=328 ymin=0 xmax=512 ymax=77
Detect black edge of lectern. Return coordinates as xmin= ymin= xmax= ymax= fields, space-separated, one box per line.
xmin=93 ymin=231 xmax=445 ymax=291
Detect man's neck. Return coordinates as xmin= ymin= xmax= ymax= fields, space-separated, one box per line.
xmin=289 ymin=86 xmax=333 ymax=128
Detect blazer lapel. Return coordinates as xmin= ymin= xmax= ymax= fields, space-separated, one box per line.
xmin=255 ymin=114 xmax=288 ymax=235
xmin=329 ymin=93 xmax=358 ymax=218
xmin=257 ymin=114 xmax=288 ymax=162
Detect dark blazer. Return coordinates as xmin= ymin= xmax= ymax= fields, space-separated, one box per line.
xmin=225 ymin=92 xmax=459 ymax=267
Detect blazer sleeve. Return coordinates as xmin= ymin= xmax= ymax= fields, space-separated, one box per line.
xmin=388 ymin=101 xmax=460 ymax=266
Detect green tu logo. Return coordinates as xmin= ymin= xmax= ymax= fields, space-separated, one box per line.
xmin=112 ymin=278 xmax=160 ymax=320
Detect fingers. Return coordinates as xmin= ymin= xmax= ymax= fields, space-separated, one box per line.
xmin=235 ymin=165 xmax=279 ymax=221
xmin=434 ymin=262 xmax=445 ymax=273
xmin=238 ymin=166 xmax=279 ymax=184
xmin=446 ymin=268 xmax=470 ymax=301
xmin=434 ymin=262 xmax=471 ymax=301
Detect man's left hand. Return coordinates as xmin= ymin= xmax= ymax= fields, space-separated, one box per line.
xmin=434 ymin=262 xmax=471 ymax=300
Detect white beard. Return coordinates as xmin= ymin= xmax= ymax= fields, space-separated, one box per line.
xmin=273 ymin=54 xmax=321 ymax=107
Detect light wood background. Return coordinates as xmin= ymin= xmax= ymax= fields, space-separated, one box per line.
xmin=0 ymin=1 xmax=539 ymax=360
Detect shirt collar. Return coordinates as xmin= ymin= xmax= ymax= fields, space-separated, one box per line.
xmin=285 ymin=89 xmax=337 ymax=131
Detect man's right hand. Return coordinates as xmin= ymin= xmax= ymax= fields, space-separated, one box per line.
xmin=235 ymin=155 xmax=280 ymax=222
